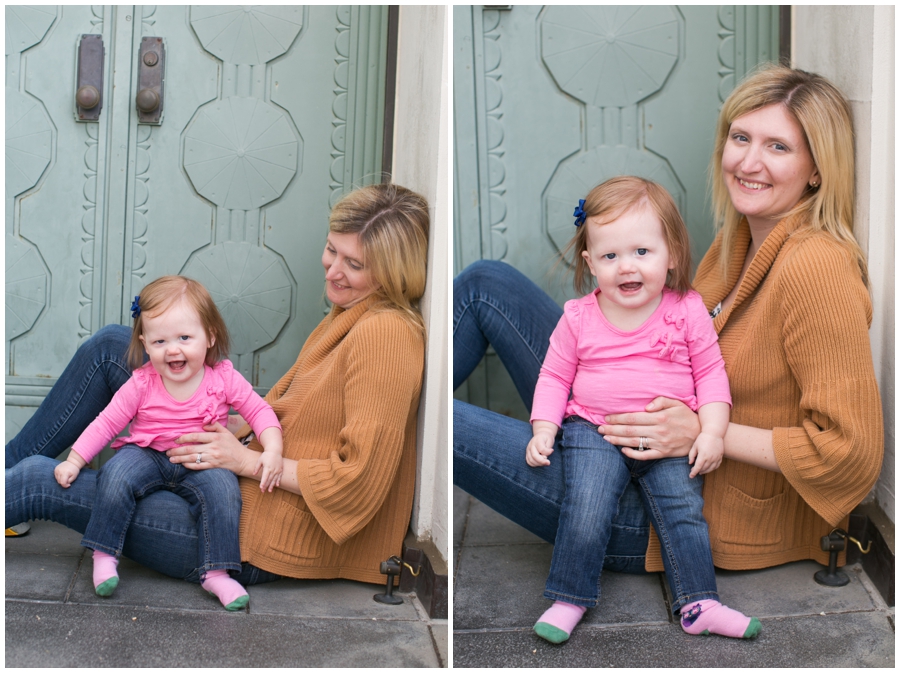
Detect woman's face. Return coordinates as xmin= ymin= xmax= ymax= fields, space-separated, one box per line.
xmin=322 ymin=231 xmax=380 ymax=309
xmin=721 ymin=104 xmax=819 ymax=232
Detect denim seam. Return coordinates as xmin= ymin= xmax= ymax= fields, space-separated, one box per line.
xmin=178 ymin=474 xmax=241 ymax=573
xmin=543 ymin=589 xmax=599 ymax=608
xmin=462 ymin=454 xmax=561 ymax=510
xmin=453 ymin=298 xmax=545 ymax=371
xmin=637 ymin=475 xmax=685 ymax=602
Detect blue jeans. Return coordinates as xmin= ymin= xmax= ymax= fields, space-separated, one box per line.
xmin=5 ymin=325 xmax=279 ymax=586
xmin=548 ymin=417 xmax=717 ymax=611
xmin=83 ymin=445 xmax=242 ymax=574
xmin=453 ymin=260 xmax=650 ymax=575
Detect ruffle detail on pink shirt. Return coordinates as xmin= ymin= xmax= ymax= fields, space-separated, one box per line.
xmin=197 ymin=383 xmax=227 ymax=425
xmin=131 ymin=365 xmax=151 ymax=385
xmin=663 ymin=310 xmax=686 ymax=330
xmin=651 ymin=310 xmax=687 ymax=360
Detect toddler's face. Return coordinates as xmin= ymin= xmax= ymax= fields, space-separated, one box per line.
xmin=139 ymin=299 xmax=212 ymax=397
xmin=581 ymin=202 xmax=674 ymax=319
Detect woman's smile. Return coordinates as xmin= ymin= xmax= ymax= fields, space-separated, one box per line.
xmin=736 ymin=177 xmax=769 ymax=191
xmin=721 ymin=104 xmax=819 ymax=230
xmin=322 ymin=232 xmax=381 ymax=309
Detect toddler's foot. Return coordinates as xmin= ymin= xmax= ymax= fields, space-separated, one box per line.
xmin=680 ymin=599 xmax=761 ymax=638
xmin=201 ymin=569 xmax=249 ymax=611
xmin=92 ymin=550 xmax=119 ymax=597
xmin=533 ymin=600 xmax=587 ymax=644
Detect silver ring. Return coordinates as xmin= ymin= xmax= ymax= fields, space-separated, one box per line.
xmin=638 ymin=437 xmax=647 ymax=451
xmin=196 ymin=453 xmax=203 ymax=464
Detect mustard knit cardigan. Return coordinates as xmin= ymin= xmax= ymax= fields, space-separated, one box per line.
xmin=646 ymin=214 xmax=883 ymax=571
xmin=236 ymin=296 xmax=424 ymax=584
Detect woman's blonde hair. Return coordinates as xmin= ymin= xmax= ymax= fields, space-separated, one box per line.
xmin=127 ymin=275 xmax=230 ymax=370
xmin=710 ymin=63 xmax=868 ymax=286
xmin=563 ymin=176 xmax=692 ymax=297
xmin=329 ymin=183 xmax=430 ymax=332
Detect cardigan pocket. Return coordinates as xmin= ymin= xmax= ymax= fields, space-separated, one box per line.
xmin=266 ymin=500 xmax=328 ymax=562
xmin=714 ymin=484 xmax=786 ymax=549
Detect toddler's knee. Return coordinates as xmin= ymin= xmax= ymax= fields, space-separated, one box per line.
xmin=202 ymin=468 xmax=241 ymax=496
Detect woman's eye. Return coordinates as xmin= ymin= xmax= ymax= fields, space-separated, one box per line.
xmin=772 ymin=142 xmax=787 ymax=152
xmin=732 ymin=133 xmax=748 ymax=143
xmin=348 ymin=261 xmax=363 ymax=271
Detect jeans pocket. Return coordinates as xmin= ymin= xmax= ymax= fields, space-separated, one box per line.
xmin=266 ymin=500 xmax=328 ymax=562
xmin=713 ymin=484 xmax=786 ymax=549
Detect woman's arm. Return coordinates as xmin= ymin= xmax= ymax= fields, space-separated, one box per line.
xmin=723 ymin=422 xmax=777 ymax=471
xmin=167 ymin=422 xmax=303 ymax=495
xmin=602 ymin=397 xmax=781 ymax=472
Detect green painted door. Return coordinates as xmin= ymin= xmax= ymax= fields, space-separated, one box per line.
xmin=454 ymin=5 xmax=779 ymax=418
xmin=6 ymin=5 xmax=390 ymax=444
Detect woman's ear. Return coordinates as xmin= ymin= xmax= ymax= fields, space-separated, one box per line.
xmin=809 ymin=166 xmax=821 ymax=188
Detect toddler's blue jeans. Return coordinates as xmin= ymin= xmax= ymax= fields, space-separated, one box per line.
xmin=82 ymin=445 xmax=242 ymax=574
xmin=547 ymin=416 xmax=719 ymax=611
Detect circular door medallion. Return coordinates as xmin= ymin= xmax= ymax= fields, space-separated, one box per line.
xmin=183 ymin=97 xmax=299 ymax=210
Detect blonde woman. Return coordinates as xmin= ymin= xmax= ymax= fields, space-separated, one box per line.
xmin=454 ymin=64 xmax=882 ymax=614
xmin=7 ymin=183 xmax=429 ymax=592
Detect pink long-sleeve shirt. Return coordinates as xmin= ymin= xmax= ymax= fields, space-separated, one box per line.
xmin=531 ymin=288 xmax=731 ymax=427
xmin=71 ymin=359 xmax=281 ymax=463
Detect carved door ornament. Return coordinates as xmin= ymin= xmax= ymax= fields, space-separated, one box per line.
xmin=539 ymin=6 xmax=686 ymax=255
xmin=5 ymin=6 xmax=55 ymax=347
xmin=181 ymin=6 xmax=301 ymax=376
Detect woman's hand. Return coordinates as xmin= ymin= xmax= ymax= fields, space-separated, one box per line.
xmin=167 ymin=422 xmax=254 ymax=476
xmin=599 ymin=396 xmax=701 ymax=461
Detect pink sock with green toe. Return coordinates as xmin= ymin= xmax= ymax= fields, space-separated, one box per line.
xmin=92 ymin=550 xmax=119 ymax=596
xmin=680 ymin=599 xmax=761 ymax=638
xmin=533 ymin=600 xmax=588 ymax=643
xmin=201 ymin=569 xmax=249 ymax=611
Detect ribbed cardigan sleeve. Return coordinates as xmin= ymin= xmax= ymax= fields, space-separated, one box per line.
xmin=771 ymin=237 xmax=883 ymax=525
xmin=294 ymin=312 xmax=424 ymax=545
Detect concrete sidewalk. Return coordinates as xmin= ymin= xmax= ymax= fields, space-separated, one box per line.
xmin=6 ymin=520 xmax=447 ymax=667
xmin=453 ymin=486 xmax=894 ymax=668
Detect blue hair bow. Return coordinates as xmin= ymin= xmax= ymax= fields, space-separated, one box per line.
xmin=573 ymin=199 xmax=586 ymax=227
xmin=130 ymin=296 xmax=141 ymax=319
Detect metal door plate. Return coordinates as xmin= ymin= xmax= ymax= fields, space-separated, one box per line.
xmin=137 ymin=37 xmax=165 ymax=124
xmin=76 ymin=34 xmax=104 ymax=122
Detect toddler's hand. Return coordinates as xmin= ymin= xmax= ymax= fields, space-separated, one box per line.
xmin=54 ymin=461 xmax=81 ymax=489
xmin=254 ymin=451 xmax=283 ymax=492
xmin=688 ymin=432 xmax=724 ymax=478
xmin=526 ymin=432 xmax=555 ymax=468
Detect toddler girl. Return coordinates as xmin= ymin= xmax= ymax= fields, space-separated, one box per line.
xmin=54 ymin=275 xmax=283 ymax=610
xmin=527 ymin=177 xmax=760 ymax=643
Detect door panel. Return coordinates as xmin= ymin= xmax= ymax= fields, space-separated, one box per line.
xmin=453 ymin=5 xmax=779 ymax=418
xmin=6 ymin=5 xmax=389 ymax=442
